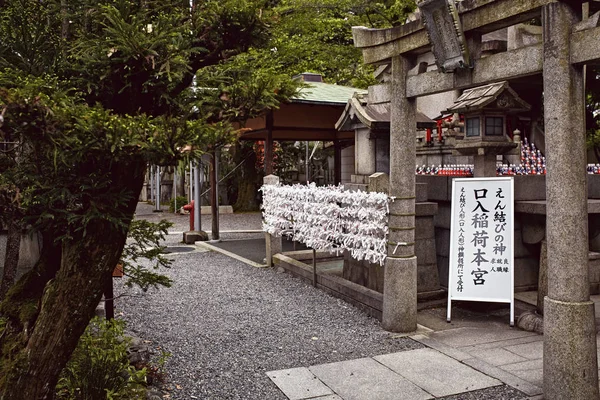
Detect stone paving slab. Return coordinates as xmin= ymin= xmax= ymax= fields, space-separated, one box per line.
xmin=267 ymin=367 xmax=334 ymax=400
xmin=503 ymin=340 xmax=544 ymax=360
xmin=462 ymin=358 xmax=543 ymax=397
xmin=374 ymin=348 xmax=501 ymax=397
xmin=460 ymin=332 xmax=544 ymax=353
xmin=500 ymin=359 xmax=543 ymax=387
xmin=410 ymin=334 xmax=474 ymax=361
xmin=473 ymin=347 xmax=529 ymax=366
xmin=309 ymin=357 xmax=432 ymax=400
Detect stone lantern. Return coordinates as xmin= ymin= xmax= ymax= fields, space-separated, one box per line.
xmin=444 ymin=81 xmax=531 ymax=177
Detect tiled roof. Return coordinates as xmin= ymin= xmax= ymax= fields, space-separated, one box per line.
xmin=292 ymin=82 xmax=367 ymax=105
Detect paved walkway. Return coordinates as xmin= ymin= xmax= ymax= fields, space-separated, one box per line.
xmin=267 ymin=321 xmax=545 ymax=400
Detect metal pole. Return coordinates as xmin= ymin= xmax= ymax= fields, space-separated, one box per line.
xmin=211 ymin=150 xmax=220 ymax=240
xmin=155 ymin=165 xmax=162 ymax=212
xmin=312 ymin=248 xmax=317 ymax=287
xmin=305 ymin=141 xmax=310 ymax=183
xmin=150 ymin=165 xmax=155 ymax=205
xmin=173 ymin=168 xmax=177 ymax=214
xmin=193 ymin=160 xmax=201 ymax=231
xmin=189 ymin=161 xmax=193 ymax=203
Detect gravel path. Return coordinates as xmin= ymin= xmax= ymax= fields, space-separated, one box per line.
xmin=115 ymin=243 xmax=423 ymax=399
xmin=135 ymin=202 xmax=263 ymax=239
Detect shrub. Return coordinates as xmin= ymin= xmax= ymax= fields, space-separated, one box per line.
xmin=169 ymin=195 xmax=189 ymax=213
xmin=56 ymin=317 xmax=147 ymax=400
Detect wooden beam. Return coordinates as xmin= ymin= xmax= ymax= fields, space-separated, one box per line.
xmin=353 ymin=0 xmax=553 ymax=64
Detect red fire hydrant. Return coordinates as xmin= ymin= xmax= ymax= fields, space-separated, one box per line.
xmin=183 ymin=201 xmax=195 ymax=231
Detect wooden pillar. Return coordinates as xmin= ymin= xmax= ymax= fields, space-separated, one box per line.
xmin=542 ymin=2 xmax=598 ymax=399
xmin=265 ymin=111 xmax=274 ymax=175
xmin=334 ymin=140 xmax=342 ymax=185
xmin=210 ymin=149 xmax=220 ymax=241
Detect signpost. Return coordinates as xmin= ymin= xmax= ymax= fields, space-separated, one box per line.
xmin=447 ymin=177 xmax=514 ymax=326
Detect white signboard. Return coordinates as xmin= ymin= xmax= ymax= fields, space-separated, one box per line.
xmin=447 ymin=177 xmax=515 ymax=326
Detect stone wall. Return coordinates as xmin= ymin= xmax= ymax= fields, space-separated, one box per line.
xmin=417 ymin=174 xmax=600 ymax=292
xmin=0 ymin=231 xmax=42 ymax=282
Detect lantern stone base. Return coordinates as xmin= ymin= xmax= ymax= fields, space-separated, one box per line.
xmin=183 ymin=230 xmax=208 ymax=244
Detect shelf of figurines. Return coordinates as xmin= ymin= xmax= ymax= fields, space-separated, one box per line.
xmin=415 ymin=163 xmax=600 ymax=176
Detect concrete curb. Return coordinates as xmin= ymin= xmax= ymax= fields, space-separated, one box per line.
xmin=195 ymin=241 xmax=268 ymax=269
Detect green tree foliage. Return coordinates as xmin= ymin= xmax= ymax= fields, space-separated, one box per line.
xmin=233 ymin=0 xmax=417 ymax=88
xmin=0 ymin=0 xmax=298 ymax=397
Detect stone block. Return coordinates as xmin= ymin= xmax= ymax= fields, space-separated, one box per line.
xmin=415 ymin=217 xmax=435 ymax=240
xmin=416 ymin=183 xmax=427 ymax=202
xmin=435 ymin=228 xmax=450 ymax=257
xmin=342 ymin=253 xmax=384 ymax=293
xmin=344 ymin=183 xmax=368 ymax=192
xmin=437 ymin=255 xmax=450 ymax=288
xmin=514 ymin=176 xmax=546 ymax=201
xmin=183 ymin=230 xmax=208 ymax=244
xmin=514 ymin=229 xmax=538 ymax=258
xmin=521 ymin=217 xmax=545 ymax=244
xmin=415 ymin=238 xmax=437 ymax=265
xmin=589 ymin=252 xmax=600 ymax=295
xmin=263 ymin=174 xmax=280 ymax=186
xmin=415 ymin=202 xmax=438 ymax=217
xmin=0 ymin=231 xmax=42 ymax=281
xmin=417 ymin=263 xmax=441 ymax=292
xmin=416 ymin=176 xmax=449 ymax=201
xmin=588 ymin=175 xmax=600 ymax=199
xmin=368 ymin=83 xmax=391 ymax=104
xmin=433 ymin=202 xmax=451 ymax=230
xmin=514 ymin=257 xmax=539 ymax=290
xmin=368 ymin=172 xmax=389 ymax=194
xmin=375 ymin=348 xmax=501 ymax=397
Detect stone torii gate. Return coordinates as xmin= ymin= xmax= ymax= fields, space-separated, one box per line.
xmin=352 ymin=1 xmax=600 ymax=398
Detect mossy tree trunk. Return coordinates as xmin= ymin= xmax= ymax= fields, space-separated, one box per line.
xmin=233 ymin=142 xmax=261 ymax=212
xmin=0 ymin=161 xmax=145 ymax=399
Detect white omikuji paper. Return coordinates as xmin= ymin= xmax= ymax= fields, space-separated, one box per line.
xmin=448 ymin=177 xmax=514 ymax=303
xmin=260 ymin=183 xmax=392 ymax=265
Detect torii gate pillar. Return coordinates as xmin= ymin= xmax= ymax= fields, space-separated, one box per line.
xmin=382 ymin=55 xmax=418 ymax=332
xmin=542 ymin=2 xmax=599 ymax=399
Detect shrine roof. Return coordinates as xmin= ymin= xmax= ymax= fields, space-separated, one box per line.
xmin=336 ymin=92 xmax=436 ymax=131
xmin=444 ymin=81 xmax=531 ymax=114
xmin=292 ymin=82 xmax=367 ymax=106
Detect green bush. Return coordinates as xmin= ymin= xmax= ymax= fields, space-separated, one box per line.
xmin=169 ymin=195 xmax=189 ymax=213
xmin=56 ymin=317 xmax=147 ymax=400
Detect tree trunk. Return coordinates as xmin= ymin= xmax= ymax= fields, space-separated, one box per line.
xmin=0 ymin=217 xmax=21 ymax=301
xmin=233 ymin=143 xmax=261 ymax=212
xmin=0 ymin=161 xmax=146 ymax=399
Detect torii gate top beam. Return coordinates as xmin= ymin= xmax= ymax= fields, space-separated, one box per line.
xmin=352 ymin=0 xmax=573 ymax=64
xmin=352 ymin=0 xmax=600 ymax=99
